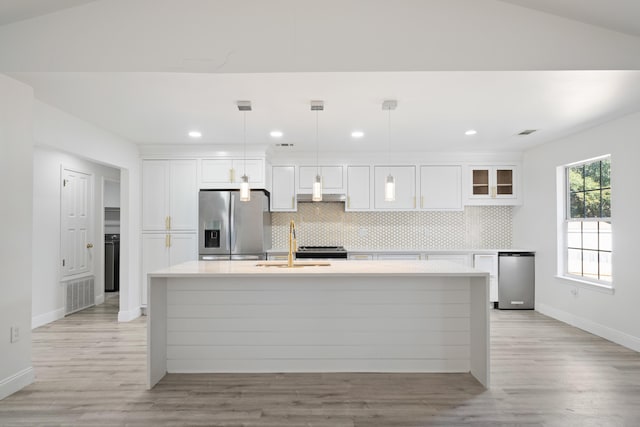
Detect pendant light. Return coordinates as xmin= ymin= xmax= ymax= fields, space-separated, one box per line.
xmin=237 ymin=100 xmax=251 ymax=202
xmin=311 ymin=100 xmax=324 ymax=202
xmin=382 ymin=100 xmax=397 ymax=202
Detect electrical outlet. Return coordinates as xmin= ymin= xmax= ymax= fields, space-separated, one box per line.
xmin=10 ymin=325 xmax=20 ymax=343
xmin=570 ymin=287 xmax=579 ymax=297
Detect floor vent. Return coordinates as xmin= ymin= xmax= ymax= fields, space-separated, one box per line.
xmin=65 ymin=277 xmax=95 ymax=315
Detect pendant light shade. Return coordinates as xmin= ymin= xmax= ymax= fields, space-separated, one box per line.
xmin=237 ymin=100 xmax=251 ymax=202
xmin=312 ymin=174 xmax=323 ymax=202
xmin=384 ymin=174 xmax=395 ymax=202
xmin=311 ymin=100 xmax=324 ymax=202
xmin=239 ymin=174 xmax=250 ymax=201
xmin=382 ymin=100 xmax=397 ymax=202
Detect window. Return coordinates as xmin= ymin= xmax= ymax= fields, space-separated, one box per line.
xmin=564 ymin=156 xmax=611 ymax=284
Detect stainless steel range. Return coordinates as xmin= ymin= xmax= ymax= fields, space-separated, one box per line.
xmin=296 ymin=246 xmax=348 ymax=259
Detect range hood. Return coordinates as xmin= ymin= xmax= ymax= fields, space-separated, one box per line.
xmin=297 ymin=193 xmax=346 ymax=203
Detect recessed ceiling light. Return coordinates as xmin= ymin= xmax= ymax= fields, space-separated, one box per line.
xmin=465 ymin=129 xmax=477 ymax=136
xmin=188 ymin=131 xmax=202 ymax=138
xmin=351 ymin=131 xmax=365 ymax=138
xmin=270 ymin=130 xmax=283 ymax=138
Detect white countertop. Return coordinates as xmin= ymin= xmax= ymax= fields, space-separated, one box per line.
xmin=267 ymin=248 xmax=534 ymax=254
xmin=149 ymin=260 xmax=489 ymax=278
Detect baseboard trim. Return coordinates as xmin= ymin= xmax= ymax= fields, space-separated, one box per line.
xmin=95 ymin=294 xmax=105 ymax=305
xmin=537 ymin=303 xmax=640 ymax=353
xmin=0 ymin=367 xmax=34 ymax=400
xmin=118 ymin=306 xmax=141 ymax=322
xmin=31 ymin=307 xmax=65 ymax=329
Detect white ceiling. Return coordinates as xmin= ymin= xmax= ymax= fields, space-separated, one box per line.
xmin=2 ymin=1 xmax=640 ymax=153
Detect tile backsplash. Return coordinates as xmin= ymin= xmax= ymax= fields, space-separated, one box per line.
xmin=272 ymin=203 xmax=512 ymax=250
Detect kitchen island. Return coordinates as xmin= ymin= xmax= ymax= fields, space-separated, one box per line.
xmin=147 ymin=260 xmax=490 ymax=389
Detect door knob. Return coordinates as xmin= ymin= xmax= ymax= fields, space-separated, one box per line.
xmin=86 ymin=243 xmax=94 ymax=249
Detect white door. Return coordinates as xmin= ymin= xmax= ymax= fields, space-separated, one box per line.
xmin=169 ymin=160 xmax=197 ymax=231
xmin=142 ymin=160 xmax=169 ymax=231
xmin=271 ymin=166 xmax=296 ymax=211
xmin=61 ymin=168 xmax=93 ymax=277
xmin=347 ymin=166 xmax=370 ymax=211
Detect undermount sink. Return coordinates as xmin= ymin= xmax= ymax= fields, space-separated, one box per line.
xmin=255 ymin=261 xmax=331 ymax=268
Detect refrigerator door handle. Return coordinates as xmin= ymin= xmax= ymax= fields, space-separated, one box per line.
xmin=230 ymin=193 xmax=237 ymax=252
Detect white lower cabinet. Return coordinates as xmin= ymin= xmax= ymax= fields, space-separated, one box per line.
xmin=141 ymin=233 xmax=197 ymax=307
xmin=473 ymin=254 xmax=499 ymax=303
xmin=376 ymin=253 xmax=421 ymax=260
xmin=425 ymin=254 xmax=471 ymax=266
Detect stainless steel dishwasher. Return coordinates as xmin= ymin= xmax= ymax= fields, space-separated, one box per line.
xmin=498 ymin=252 xmax=535 ymax=309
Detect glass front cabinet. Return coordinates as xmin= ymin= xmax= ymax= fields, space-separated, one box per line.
xmin=468 ymin=165 xmax=517 ymax=202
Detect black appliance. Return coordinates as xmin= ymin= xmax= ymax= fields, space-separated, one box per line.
xmin=105 ymin=234 xmax=120 ymax=292
xmin=296 ymin=246 xmax=348 ymax=259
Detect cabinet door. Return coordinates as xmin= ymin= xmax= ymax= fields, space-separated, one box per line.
xmin=420 ymin=165 xmax=462 ymax=210
xmin=271 ymin=166 xmax=296 ymax=211
xmin=468 ymin=165 xmax=517 ymax=203
xmin=348 ymin=253 xmax=374 ymax=260
xmin=141 ymin=233 xmax=170 ymax=306
xmin=201 ymin=159 xmax=234 ymax=184
xmin=232 ymin=159 xmax=264 ymax=184
xmin=374 ymin=166 xmax=416 ymax=210
xmin=474 ymin=254 xmax=498 ymax=302
xmin=142 ymin=160 xmax=169 ymax=231
xmin=377 ymin=253 xmax=421 ymax=260
xmin=169 ymin=160 xmax=197 ymax=231
xmin=427 ymin=254 xmax=470 ymax=266
xmin=299 ymin=166 xmax=344 ymax=191
xmin=168 ymin=233 xmax=198 ymax=266
xmin=346 ymin=166 xmax=370 ymax=211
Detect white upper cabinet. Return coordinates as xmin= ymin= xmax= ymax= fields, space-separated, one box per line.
xmin=346 ymin=166 xmax=371 ymax=211
xmin=420 ymin=165 xmax=462 ymax=211
xmin=466 ymin=165 xmax=520 ymax=205
xmin=298 ymin=166 xmax=344 ymax=193
xmin=374 ymin=166 xmax=416 ymax=210
xmin=200 ymin=158 xmax=264 ymax=188
xmin=271 ymin=166 xmax=296 ymax=212
xmin=142 ymin=159 xmax=197 ymax=231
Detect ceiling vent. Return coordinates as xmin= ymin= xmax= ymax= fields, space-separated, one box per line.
xmin=275 ymin=143 xmax=294 ymax=147
xmin=236 ymin=100 xmax=252 ymax=111
xmin=517 ymin=129 xmax=537 ymax=136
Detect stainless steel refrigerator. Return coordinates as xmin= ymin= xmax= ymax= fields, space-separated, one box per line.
xmin=199 ymin=189 xmax=271 ymax=260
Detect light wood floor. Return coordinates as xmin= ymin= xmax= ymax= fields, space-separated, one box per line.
xmin=1 ymin=295 xmax=640 ymax=426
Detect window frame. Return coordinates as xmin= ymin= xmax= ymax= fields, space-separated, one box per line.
xmin=559 ymin=155 xmax=612 ymax=289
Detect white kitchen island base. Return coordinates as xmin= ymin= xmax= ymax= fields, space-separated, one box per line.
xmin=148 ymin=260 xmax=489 ymax=389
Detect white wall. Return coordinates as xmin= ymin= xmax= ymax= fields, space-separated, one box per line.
xmin=32 ymin=100 xmax=142 ymax=322
xmin=0 ymin=75 xmax=34 ymax=399
xmin=32 ymin=147 xmax=120 ymax=328
xmin=513 ymin=112 xmax=640 ymax=351
xmin=104 ymin=179 xmax=120 ymax=208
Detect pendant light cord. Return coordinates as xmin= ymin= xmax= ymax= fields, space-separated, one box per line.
xmin=243 ymin=111 xmax=247 ymax=175
xmin=388 ymin=107 xmax=391 ymax=168
xmin=316 ymin=110 xmax=319 ymax=175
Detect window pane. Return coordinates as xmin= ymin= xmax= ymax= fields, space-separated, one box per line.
xmin=567 ymin=221 xmax=582 ymax=248
xmin=567 ymin=249 xmax=582 ymax=276
xmin=601 ymin=159 xmax=611 ymax=188
xmin=584 ymin=161 xmax=601 ymax=190
xmin=599 ymin=251 xmax=612 ymax=282
xmin=570 ymin=192 xmax=584 ymax=218
xmin=582 ymin=222 xmax=598 ymax=250
xmin=584 ymin=190 xmax=601 ymax=218
xmin=601 ymin=189 xmax=611 ymax=218
xmin=582 ymin=250 xmax=599 ymax=279
xmin=569 ymin=165 xmax=584 ymax=192
xmin=599 ymin=221 xmax=612 ymax=252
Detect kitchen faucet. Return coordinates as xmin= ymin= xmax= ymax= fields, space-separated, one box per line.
xmin=288 ymin=219 xmax=297 ymax=267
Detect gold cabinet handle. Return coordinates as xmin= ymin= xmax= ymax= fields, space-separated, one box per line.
xmin=230 ymin=168 xmax=235 ymax=183
xmin=86 ymin=243 xmax=93 ymax=249
xmin=491 ymin=186 xmax=497 ymax=198
xmin=165 ymin=216 xmax=171 ymax=230
xmin=291 ymin=196 xmax=295 ymax=209
xmin=165 ymin=234 xmax=171 ymax=248
xmin=420 ymin=195 xmax=424 ymax=209
xmin=413 ymin=196 xmax=416 ymax=209
xmin=347 ymin=196 xmax=351 ymax=209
